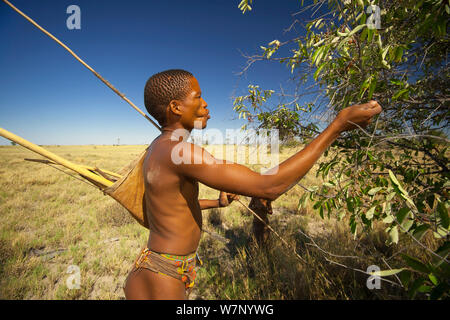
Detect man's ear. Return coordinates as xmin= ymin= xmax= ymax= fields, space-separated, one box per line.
xmin=169 ymin=100 xmax=182 ymax=116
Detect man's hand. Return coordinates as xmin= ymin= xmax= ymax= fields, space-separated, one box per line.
xmin=334 ymin=100 xmax=382 ymax=133
xmin=218 ymin=191 xmax=240 ymax=207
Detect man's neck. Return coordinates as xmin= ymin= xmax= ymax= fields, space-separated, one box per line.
xmin=160 ymin=124 xmax=192 ymax=142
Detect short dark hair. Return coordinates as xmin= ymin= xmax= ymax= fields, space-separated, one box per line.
xmin=144 ymin=69 xmax=194 ymax=127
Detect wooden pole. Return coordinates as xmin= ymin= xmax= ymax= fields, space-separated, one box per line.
xmin=23 ymin=158 xmax=123 ymax=179
xmin=1 ymin=0 xmax=162 ymax=132
xmin=0 ymin=127 xmax=114 ymax=188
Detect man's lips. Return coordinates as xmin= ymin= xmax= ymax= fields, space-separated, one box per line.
xmin=197 ymin=111 xmax=210 ymax=120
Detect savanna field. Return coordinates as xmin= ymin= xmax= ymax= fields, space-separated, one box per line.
xmin=0 ymin=144 xmax=435 ymax=299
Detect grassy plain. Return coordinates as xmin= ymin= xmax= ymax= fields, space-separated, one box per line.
xmin=0 ymin=144 xmax=420 ymax=299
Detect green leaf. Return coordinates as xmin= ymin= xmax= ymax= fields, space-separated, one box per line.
xmin=412 ymin=224 xmax=429 ymax=241
xmin=346 ymin=197 xmax=355 ymax=213
xmin=394 ymin=46 xmax=404 ymax=62
xmin=396 ymin=207 xmax=410 ymax=224
xmin=330 ymin=197 xmax=337 ymax=209
xmin=417 ymin=285 xmax=432 ymax=293
xmin=366 ymin=206 xmax=376 ymax=220
xmin=388 ymin=170 xmax=406 ymax=194
xmin=350 ymin=215 xmax=357 ymax=235
xmin=367 ymin=77 xmax=377 ymax=99
xmin=390 ymin=79 xmax=404 ymax=86
xmin=384 ymin=202 xmax=392 ymax=215
xmin=437 ymin=201 xmax=449 ymax=229
xmin=346 ymin=24 xmax=366 ymax=38
xmin=402 ymin=219 xmax=414 ymax=232
xmin=401 ymin=254 xmax=430 ymax=274
xmin=297 ymin=193 xmax=308 ymax=210
xmin=312 ymin=38 xmax=325 ymax=47
xmin=358 ymin=76 xmax=371 ymax=98
xmin=325 ymin=201 xmax=332 ymax=218
xmin=311 ymin=47 xmax=322 ymax=66
xmin=388 ymin=170 xmax=415 ymax=207
xmin=367 ymin=27 xmax=375 ymax=42
xmin=399 ymin=270 xmax=411 ymax=288
xmin=433 ymin=226 xmax=449 ymax=239
xmin=360 ymin=27 xmax=368 ymax=42
xmin=313 ymin=201 xmax=322 ymax=210
xmin=409 ymin=278 xmax=425 ymax=299
xmin=314 ymin=46 xmax=328 ymax=67
xmin=314 ymin=62 xmax=327 ymax=81
xmin=386 ymin=192 xmax=396 ymax=201
xmin=403 ymin=195 xmax=416 ymax=209
xmin=428 ymin=273 xmax=438 ymax=286
xmin=368 ymin=268 xmax=406 ymax=277
xmin=392 ymin=88 xmax=409 ymax=101
xmin=435 ymin=241 xmax=450 ymax=258
xmin=430 ymin=282 xmax=450 ymax=300
xmin=382 ymin=45 xmax=390 ymax=61
xmin=368 ymin=187 xmax=383 ymax=196
xmin=238 ymin=0 xmax=253 ymax=13
xmin=389 ymin=226 xmax=399 ymax=244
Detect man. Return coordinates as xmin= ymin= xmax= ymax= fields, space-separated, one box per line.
xmin=123 ymin=69 xmax=382 ymax=299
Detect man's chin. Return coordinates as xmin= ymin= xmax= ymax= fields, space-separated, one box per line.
xmin=193 ymin=118 xmax=208 ymax=130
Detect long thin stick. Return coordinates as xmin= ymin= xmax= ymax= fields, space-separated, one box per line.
xmin=0 ymin=127 xmax=113 ymax=188
xmin=2 ymin=0 xmax=161 ymax=132
xmin=24 ymin=158 xmax=123 ymax=179
xmin=237 ymin=199 xmax=306 ymax=263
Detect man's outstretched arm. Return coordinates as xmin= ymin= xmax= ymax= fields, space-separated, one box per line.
xmin=172 ymin=101 xmax=382 ymax=201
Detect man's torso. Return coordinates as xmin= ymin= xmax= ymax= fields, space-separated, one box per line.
xmin=143 ymin=135 xmax=202 ymax=255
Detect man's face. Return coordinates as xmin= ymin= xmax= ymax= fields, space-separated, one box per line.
xmin=178 ymin=77 xmax=210 ymax=130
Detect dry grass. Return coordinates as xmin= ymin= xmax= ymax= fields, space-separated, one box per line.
xmin=0 ymin=144 xmax=419 ymax=299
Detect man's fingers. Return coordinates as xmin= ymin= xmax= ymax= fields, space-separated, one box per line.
xmin=370 ymin=105 xmax=382 ymax=116
xmin=366 ymin=100 xmax=382 ymax=116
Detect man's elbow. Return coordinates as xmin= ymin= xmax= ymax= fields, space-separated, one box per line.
xmin=266 ymin=193 xmax=280 ymax=202
xmin=263 ymin=185 xmax=283 ymax=201
xmin=263 ymin=178 xmax=298 ymax=201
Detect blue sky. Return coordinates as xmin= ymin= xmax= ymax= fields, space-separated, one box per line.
xmin=0 ymin=0 xmax=313 ymax=145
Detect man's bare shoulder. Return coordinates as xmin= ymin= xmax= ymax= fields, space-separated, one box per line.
xmin=144 ymin=139 xmax=215 ymax=172
xmin=170 ymin=141 xmax=216 ymax=166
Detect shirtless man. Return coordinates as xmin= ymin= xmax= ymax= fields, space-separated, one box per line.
xmin=123 ymin=69 xmax=382 ymax=300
